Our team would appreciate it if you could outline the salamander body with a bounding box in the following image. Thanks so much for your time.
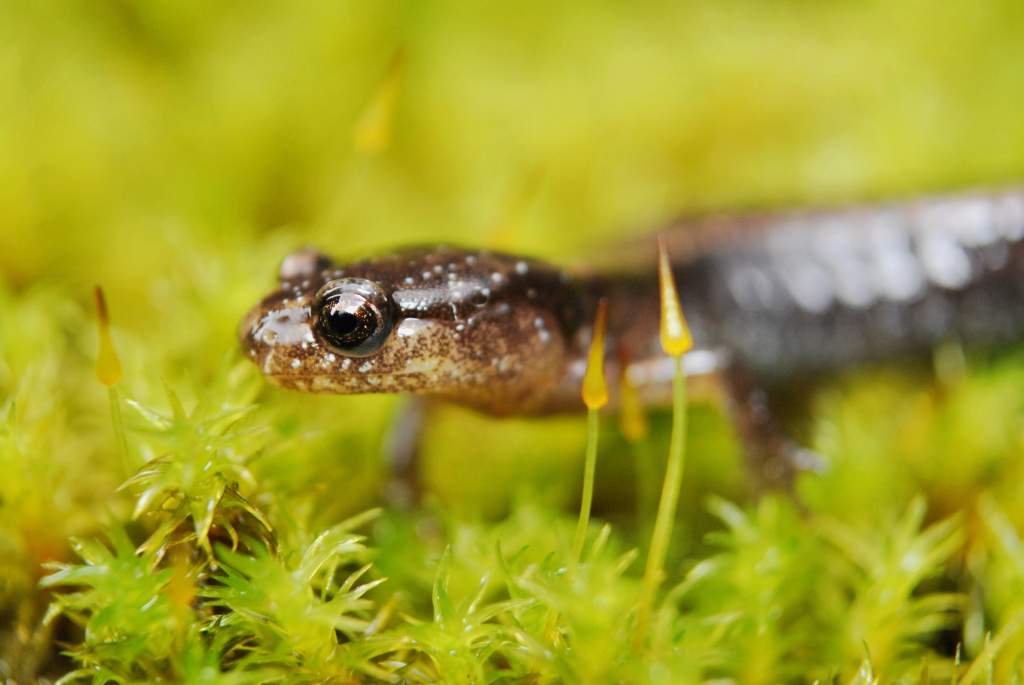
[240,188,1024,416]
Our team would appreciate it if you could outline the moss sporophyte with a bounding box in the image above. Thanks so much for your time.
[573,297,608,566]
[634,236,693,648]
[95,286,130,475]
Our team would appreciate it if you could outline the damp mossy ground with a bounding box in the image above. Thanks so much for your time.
[4,2,1024,682]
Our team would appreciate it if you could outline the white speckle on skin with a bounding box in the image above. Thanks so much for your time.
[954,201,996,247]
[862,213,906,257]
[254,308,315,347]
[538,329,551,343]
[919,235,972,289]
[875,250,925,301]
[534,317,545,329]
[446,282,474,303]
[491,272,504,284]
[301,341,309,350]
[455,323,465,332]
[404,276,414,285]
[527,288,537,299]
[779,262,833,313]
[727,265,763,310]
[466,255,477,265]
[833,260,876,308]
[920,200,995,248]
[326,353,337,363]
[340,358,351,370]
[422,271,432,281]
[433,264,443,274]
[995,195,1024,240]
[291,358,301,369]
[358,361,373,373]
[494,303,510,315]
[396,318,428,337]
[515,261,528,275]
[393,289,435,312]
[627,349,727,386]
[567,358,587,380]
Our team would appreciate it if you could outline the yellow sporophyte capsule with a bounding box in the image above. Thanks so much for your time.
[94,286,123,387]
[618,363,648,442]
[352,48,405,154]
[657,236,693,357]
[582,298,609,410]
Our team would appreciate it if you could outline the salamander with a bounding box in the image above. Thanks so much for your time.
[238,187,1024,478]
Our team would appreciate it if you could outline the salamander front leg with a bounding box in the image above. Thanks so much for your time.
[720,366,825,490]
[383,397,428,507]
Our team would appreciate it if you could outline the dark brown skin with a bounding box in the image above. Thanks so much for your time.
[239,246,586,414]
[240,187,1024,418]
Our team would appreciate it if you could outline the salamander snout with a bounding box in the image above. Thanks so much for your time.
[238,290,319,381]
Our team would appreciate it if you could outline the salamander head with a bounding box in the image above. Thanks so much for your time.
[239,246,581,413]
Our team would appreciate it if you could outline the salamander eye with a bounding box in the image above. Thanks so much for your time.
[314,279,393,356]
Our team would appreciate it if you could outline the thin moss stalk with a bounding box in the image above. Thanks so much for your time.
[635,354,687,645]
[107,386,130,475]
[95,287,130,475]
[571,408,601,565]
[572,298,609,565]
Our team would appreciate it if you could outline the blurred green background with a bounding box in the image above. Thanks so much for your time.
[5,0,1024,288]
